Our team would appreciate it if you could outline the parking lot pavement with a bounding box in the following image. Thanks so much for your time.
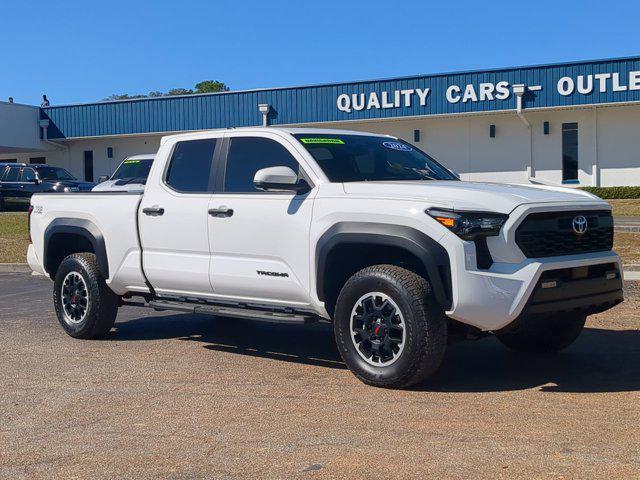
[1,273,639,479]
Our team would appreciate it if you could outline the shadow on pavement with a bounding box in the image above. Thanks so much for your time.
[425,327,640,394]
[112,311,640,393]
[112,311,346,370]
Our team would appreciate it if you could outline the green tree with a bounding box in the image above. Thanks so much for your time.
[103,93,146,101]
[102,80,230,101]
[167,88,194,96]
[194,80,230,93]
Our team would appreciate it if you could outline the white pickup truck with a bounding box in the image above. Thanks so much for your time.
[28,127,623,388]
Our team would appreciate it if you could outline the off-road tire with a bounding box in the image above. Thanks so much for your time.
[334,265,447,389]
[53,253,118,339]
[497,313,586,353]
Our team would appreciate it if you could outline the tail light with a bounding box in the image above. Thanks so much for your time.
[28,205,33,243]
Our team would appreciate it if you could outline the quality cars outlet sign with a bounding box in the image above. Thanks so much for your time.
[335,67,640,114]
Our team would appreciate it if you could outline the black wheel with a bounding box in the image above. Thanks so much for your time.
[497,313,586,353]
[0,196,5,212]
[333,265,447,389]
[53,253,118,339]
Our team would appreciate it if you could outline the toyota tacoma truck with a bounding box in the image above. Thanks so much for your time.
[27,127,623,388]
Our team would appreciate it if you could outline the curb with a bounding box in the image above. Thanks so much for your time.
[624,271,640,281]
[0,263,32,273]
[615,226,640,233]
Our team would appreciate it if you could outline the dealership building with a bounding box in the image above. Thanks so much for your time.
[1,56,639,187]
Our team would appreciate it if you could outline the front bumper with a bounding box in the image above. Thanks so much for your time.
[443,202,623,331]
[523,263,622,315]
[446,249,623,331]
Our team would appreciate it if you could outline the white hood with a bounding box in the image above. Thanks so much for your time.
[342,181,608,214]
[92,180,146,192]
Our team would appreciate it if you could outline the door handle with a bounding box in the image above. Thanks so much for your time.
[142,206,165,216]
[208,207,234,218]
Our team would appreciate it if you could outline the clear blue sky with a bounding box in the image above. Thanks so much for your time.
[2,0,638,106]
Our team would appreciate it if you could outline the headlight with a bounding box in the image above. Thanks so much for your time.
[426,209,508,240]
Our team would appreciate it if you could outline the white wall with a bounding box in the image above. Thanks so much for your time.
[1,104,638,187]
[0,102,46,152]
[61,135,163,180]
[315,104,640,187]
[596,105,640,186]
[0,134,163,181]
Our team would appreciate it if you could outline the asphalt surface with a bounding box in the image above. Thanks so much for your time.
[1,273,639,479]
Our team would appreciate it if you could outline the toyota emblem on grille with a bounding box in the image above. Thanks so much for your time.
[572,215,588,234]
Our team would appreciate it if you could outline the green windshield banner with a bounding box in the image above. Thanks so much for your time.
[299,138,345,145]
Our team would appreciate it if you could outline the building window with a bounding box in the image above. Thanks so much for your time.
[1,159,17,163]
[562,122,578,182]
[83,151,94,182]
[29,157,46,164]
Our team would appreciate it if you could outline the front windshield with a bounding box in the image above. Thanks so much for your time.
[37,166,76,181]
[112,158,153,180]
[293,134,457,182]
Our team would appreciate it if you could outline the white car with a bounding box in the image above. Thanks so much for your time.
[92,154,155,192]
[27,128,623,388]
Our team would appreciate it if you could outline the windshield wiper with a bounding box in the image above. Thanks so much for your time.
[119,176,147,186]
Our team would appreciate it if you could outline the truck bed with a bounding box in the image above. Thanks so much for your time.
[28,192,149,295]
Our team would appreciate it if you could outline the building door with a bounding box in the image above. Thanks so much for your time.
[29,157,46,164]
[562,123,578,183]
[83,151,94,182]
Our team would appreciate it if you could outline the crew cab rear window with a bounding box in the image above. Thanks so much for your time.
[165,139,217,192]
[224,137,299,193]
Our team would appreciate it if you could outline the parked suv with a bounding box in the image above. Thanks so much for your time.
[0,163,94,210]
[27,128,623,388]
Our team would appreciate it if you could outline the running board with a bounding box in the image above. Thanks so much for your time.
[137,298,322,325]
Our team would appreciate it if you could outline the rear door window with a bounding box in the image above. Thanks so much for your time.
[165,139,218,192]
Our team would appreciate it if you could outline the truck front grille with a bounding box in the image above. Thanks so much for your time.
[515,210,613,258]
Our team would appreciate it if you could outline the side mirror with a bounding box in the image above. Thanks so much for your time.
[98,175,109,183]
[29,178,40,185]
[253,166,310,194]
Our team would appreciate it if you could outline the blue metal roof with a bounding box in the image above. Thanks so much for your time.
[42,56,640,139]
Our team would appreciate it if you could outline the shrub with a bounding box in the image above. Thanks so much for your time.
[580,186,640,199]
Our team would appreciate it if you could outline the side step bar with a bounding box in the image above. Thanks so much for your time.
[123,296,323,325]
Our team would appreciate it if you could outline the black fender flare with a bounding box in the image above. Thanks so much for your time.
[315,222,452,309]
[44,218,109,278]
